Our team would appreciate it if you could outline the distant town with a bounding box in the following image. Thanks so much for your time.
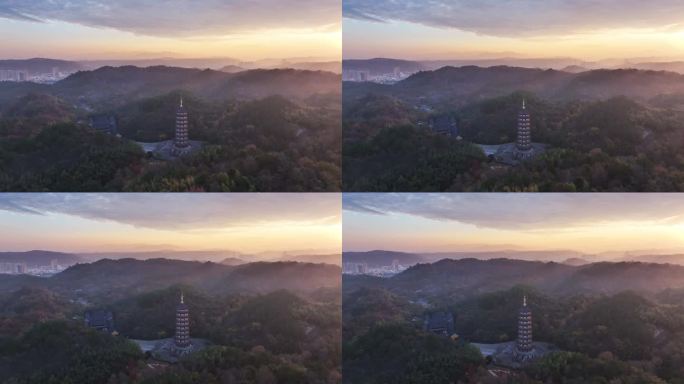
[0,259,67,276]
[342,67,417,84]
[342,259,408,276]
[0,67,75,84]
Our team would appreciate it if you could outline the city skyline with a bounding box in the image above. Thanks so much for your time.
[343,194,684,255]
[0,0,340,60]
[343,0,684,60]
[0,193,341,255]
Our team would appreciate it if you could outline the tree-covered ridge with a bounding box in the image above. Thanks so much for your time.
[0,66,341,192]
[343,87,684,191]
[0,258,341,302]
[0,66,340,108]
[343,65,684,107]
[342,259,684,383]
[0,259,341,384]
[0,93,340,192]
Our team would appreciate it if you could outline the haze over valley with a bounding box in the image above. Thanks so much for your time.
[342,1,684,192]
[342,192,684,383]
[0,0,342,192]
[0,192,342,383]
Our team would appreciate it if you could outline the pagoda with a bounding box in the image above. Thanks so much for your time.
[174,292,191,349]
[172,97,190,155]
[514,99,534,159]
[516,295,533,353]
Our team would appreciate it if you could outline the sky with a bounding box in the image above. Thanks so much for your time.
[343,194,684,255]
[0,193,341,255]
[343,0,684,60]
[0,0,341,60]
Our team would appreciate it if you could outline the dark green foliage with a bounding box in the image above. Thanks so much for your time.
[526,351,663,384]
[0,123,145,191]
[119,94,341,192]
[0,321,143,384]
[342,287,416,340]
[139,346,311,384]
[343,261,684,383]
[557,292,661,360]
[0,93,75,138]
[343,324,483,384]
[343,125,486,191]
[0,259,341,384]
[343,78,684,191]
[0,66,341,192]
[0,287,72,338]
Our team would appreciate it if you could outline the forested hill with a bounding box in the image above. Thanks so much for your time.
[344,65,684,105]
[0,65,341,108]
[0,259,342,383]
[0,65,342,192]
[0,258,341,299]
[346,258,684,296]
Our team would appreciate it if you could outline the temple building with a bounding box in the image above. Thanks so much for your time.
[514,99,534,160]
[424,311,455,337]
[172,97,190,155]
[175,292,191,349]
[85,309,115,334]
[429,115,459,137]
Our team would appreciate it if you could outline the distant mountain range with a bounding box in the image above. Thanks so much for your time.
[0,250,82,267]
[343,249,590,267]
[272,253,341,266]
[617,253,684,265]
[78,250,245,263]
[0,65,340,111]
[343,65,684,107]
[0,258,340,299]
[344,57,684,74]
[344,258,684,297]
[0,250,339,268]
[1,57,340,74]
[0,58,83,75]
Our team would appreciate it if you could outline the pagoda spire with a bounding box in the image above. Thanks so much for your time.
[522,98,526,110]
[175,290,190,348]
[515,96,532,154]
[174,95,189,151]
[523,295,527,306]
[180,96,183,108]
[517,294,533,353]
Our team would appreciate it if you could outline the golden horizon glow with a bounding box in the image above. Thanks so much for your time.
[343,195,684,257]
[344,19,684,61]
[0,212,341,255]
[0,18,341,61]
[0,195,341,256]
[344,213,684,255]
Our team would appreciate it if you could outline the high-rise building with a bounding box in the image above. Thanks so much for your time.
[173,97,190,154]
[175,292,191,348]
[515,99,534,159]
[516,295,533,353]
